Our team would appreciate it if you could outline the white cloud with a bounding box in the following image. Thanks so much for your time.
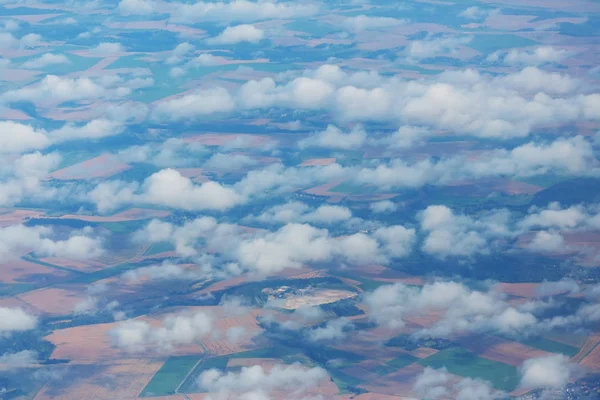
[252,202,352,225]
[0,350,37,366]
[488,46,571,66]
[520,354,574,389]
[354,136,598,190]
[232,65,599,139]
[413,367,500,400]
[198,364,328,398]
[0,32,42,49]
[459,6,499,20]
[88,42,124,57]
[526,231,565,253]
[299,124,366,150]
[165,42,195,65]
[171,0,318,23]
[419,205,511,258]
[308,318,353,342]
[370,200,397,214]
[49,119,125,142]
[153,87,235,120]
[208,24,264,45]
[404,35,473,61]
[117,138,208,167]
[118,0,155,15]
[0,152,60,206]
[0,121,50,153]
[110,310,213,353]
[0,120,124,154]
[0,224,104,261]
[90,169,243,213]
[341,15,407,33]
[364,281,537,336]
[0,307,37,335]
[21,53,70,69]
[2,75,129,105]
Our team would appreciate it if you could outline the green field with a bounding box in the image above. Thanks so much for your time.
[468,34,538,54]
[419,347,519,391]
[0,283,37,296]
[179,356,230,393]
[329,181,366,194]
[67,263,142,284]
[329,368,365,394]
[143,242,176,257]
[178,347,299,393]
[140,355,202,397]
[386,353,419,369]
[520,337,580,357]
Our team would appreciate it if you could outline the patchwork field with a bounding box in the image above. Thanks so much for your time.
[49,154,132,180]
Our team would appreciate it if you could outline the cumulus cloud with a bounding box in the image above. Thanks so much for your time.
[370,200,397,214]
[87,42,124,57]
[236,223,403,275]
[0,152,60,206]
[488,46,571,66]
[165,42,195,65]
[0,307,37,335]
[117,138,208,167]
[89,168,243,213]
[341,15,407,33]
[0,32,42,49]
[308,318,353,342]
[135,217,413,276]
[298,124,367,150]
[364,281,537,336]
[0,350,37,366]
[354,136,598,190]
[208,24,264,45]
[171,0,318,23]
[231,65,600,139]
[117,0,155,15]
[413,367,500,400]
[404,35,473,61]
[526,231,565,253]
[459,6,499,20]
[0,224,104,261]
[2,75,130,105]
[419,205,511,258]
[21,53,70,69]
[198,364,328,398]
[520,354,575,389]
[251,202,352,225]
[153,87,235,120]
[110,310,213,353]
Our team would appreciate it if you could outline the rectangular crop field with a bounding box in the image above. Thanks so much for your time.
[418,347,519,391]
[140,355,201,397]
[520,337,579,357]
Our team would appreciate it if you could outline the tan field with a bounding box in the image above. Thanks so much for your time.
[0,257,72,283]
[18,287,88,316]
[281,289,357,310]
[495,283,543,298]
[33,358,164,400]
[299,158,337,167]
[410,347,440,359]
[183,133,276,149]
[49,154,131,180]
[37,257,105,273]
[57,208,171,223]
[0,209,45,226]
[457,335,549,366]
